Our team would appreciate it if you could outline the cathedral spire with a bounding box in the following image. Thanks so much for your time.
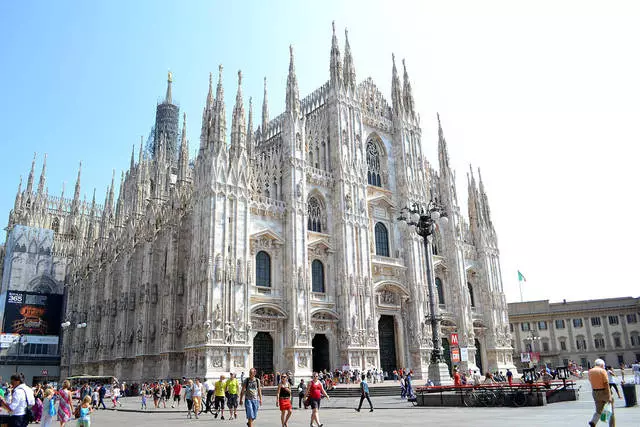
[107,169,115,215]
[178,113,190,182]
[58,181,66,212]
[115,171,125,226]
[14,175,23,211]
[402,59,415,118]
[139,136,144,163]
[26,153,36,195]
[165,70,173,104]
[72,161,82,213]
[206,71,214,110]
[37,153,47,197]
[391,54,403,115]
[212,64,227,152]
[437,113,450,172]
[343,28,356,92]
[130,145,135,170]
[247,97,254,158]
[477,168,493,226]
[329,21,343,88]
[286,45,300,116]
[262,77,269,134]
[230,70,247,159]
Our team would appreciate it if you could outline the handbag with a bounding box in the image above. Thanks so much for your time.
[48,399,56,417]
[74,404,81,419]
[600,402,612,422]
[20,389,34,422]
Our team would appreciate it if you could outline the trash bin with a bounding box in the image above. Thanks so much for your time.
[622,383,637,407]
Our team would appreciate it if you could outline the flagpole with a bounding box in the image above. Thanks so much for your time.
[519,279,523,302]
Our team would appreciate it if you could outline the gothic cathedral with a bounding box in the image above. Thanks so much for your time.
[5,24,516,381]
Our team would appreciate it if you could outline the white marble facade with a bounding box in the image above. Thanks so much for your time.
[4,24,516,382]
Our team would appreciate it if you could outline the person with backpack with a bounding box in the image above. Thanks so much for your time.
[355,374,374,412]
[0,373,36,427]
[41,387,55,427]
[239,368,262,427]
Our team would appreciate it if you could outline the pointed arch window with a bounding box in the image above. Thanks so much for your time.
[312,260,325,293]
[51,217,60,234]
[256,251,271,288]
[374,222,390,257]
[366,139,382,187]
[468,282,475,307]
[435,277,445,305]
[307,197,323,233]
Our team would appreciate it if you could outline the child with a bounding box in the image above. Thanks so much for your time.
[77,395,93,427]
[141,387,148,410]
[91,388,99,409]
[41,387,56,427]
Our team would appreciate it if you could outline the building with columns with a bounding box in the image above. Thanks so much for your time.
[508,298,640,370]
[4,24,516,381]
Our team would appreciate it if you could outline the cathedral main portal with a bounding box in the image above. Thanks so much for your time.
[378,315,397,374]
[253,332,274,375]
[312,334,330,372]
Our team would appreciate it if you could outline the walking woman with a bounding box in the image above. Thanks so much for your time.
[57,380,73,427]
[41,387,56,427]
[276,373,293,427]
[184,380,195,419]
[305,373,330,427]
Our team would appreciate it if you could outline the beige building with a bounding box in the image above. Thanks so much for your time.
[508,298,640,370]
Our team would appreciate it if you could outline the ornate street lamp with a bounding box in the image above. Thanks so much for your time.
[398,199,452,385]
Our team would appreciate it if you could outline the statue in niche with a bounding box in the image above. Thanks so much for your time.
[176,318,183,337]
[366,315,373,332]
[161,317,168,336]
[136,323,143,343]
[351,313,358,332]
[235,308,244,325]
[224,322,234,344]
[151,284,158,304]
[213,304,222,329]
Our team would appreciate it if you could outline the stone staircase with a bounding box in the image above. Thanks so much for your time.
[262,384,400,398]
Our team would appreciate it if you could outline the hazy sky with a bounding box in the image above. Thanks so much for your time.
[1,0,638,303]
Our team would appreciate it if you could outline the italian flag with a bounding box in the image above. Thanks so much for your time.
[518,271,527,282]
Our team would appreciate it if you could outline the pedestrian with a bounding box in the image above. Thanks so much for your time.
[112,384,122,407]
[588,359,614,427]
[98,383,107,410]
[506,369,513,386]
[91,387,98,409]
[213,375,226,419]
[57,380,73,426]
[159,382,167,409]
[632,361,640,385]
[204,377,214,413]
[297,379,306,409]
[355,374,373,412]
[76,396,93,427]
[41,387,56,427]
[606,366,622,399]
[171,380,182,408]
[0,373,35,427]
[152,383,160,408]
[399,375,406,399]
[140,386,148,410]
[184,380,195,419]
[276,373,293,427]
[192,378,203,417]
[453,368,461,387]
[305,372,330,427]
[239,368,262,427]
[225,373,240,420]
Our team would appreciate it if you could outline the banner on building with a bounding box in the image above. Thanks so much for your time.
[520,352,531,363]
[451,347,461,363]
[2,291,63,336]
[460,347,469,362]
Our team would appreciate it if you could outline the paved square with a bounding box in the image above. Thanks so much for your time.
[86,381,640,426]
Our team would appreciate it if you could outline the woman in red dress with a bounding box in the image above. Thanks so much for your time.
[304,373,330,427]
[276,374,293,427]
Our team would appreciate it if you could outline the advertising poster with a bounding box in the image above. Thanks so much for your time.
[2,291,63,336]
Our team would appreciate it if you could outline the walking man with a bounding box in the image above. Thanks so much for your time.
[239,368,262,427]
[632,361,640,385]
[213,375,226,419]
[355,374,373,412]
[588,359,615,427]
[225,373,240,420]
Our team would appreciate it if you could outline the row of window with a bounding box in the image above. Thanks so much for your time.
[256,251,326,293]
[525,333,640,352]
[518,313,638,332]
[433,278,476,308]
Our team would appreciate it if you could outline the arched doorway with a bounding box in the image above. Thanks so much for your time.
[312,334,330,373]
[441,338,452,374]
[474,339,483,374]
[378,315,397,374]
[253,332,273,376]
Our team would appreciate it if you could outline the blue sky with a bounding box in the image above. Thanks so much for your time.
[1,1,639,302]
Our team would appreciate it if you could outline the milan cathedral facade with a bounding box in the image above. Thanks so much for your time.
[4,24,516,381]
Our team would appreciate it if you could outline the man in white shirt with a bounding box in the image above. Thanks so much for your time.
[204,378,214,413]
[0,373,35,427]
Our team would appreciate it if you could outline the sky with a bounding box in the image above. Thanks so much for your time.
[0,0,638,304]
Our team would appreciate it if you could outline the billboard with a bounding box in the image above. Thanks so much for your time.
[2,291,63,336]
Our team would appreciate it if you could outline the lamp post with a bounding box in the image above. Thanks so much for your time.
[523,330,541,368]
[61,322,86,378]
[398,199,452,385]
